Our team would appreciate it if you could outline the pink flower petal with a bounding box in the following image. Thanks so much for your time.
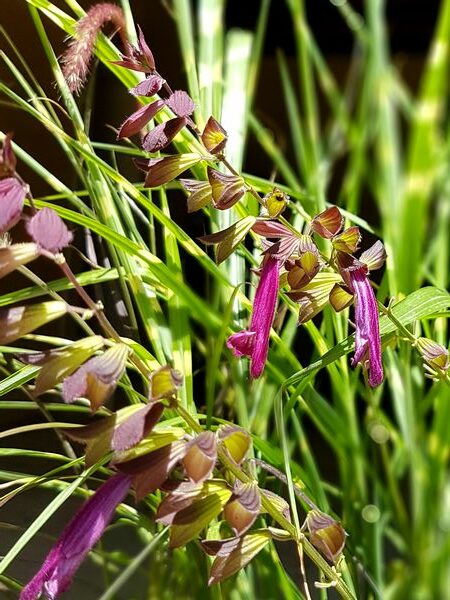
[227,330,255,358]
[0,177,25,234]
[227,257,280,378]
[26,208,73,253]
[142,117,187,152]
[129,74,165,97]
[117,100,165,139]
[165,90,196,117]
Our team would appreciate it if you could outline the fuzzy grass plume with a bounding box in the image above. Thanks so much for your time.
[61,2,126,94]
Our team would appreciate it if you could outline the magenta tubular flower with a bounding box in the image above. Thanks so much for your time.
[227,256,280,378]
[348,266,383,387]
[20,473,131,600]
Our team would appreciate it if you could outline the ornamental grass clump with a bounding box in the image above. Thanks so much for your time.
[0,1,449,599]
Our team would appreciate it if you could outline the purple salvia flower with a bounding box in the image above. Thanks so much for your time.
[227,256,280,378]
[20,473,131,600]
[348,266,383,387]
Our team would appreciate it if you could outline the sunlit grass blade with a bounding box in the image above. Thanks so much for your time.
[197,0,224,125]
[397,0,450,293]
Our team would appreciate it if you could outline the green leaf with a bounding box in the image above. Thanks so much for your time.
[0,366,40,397]
[379,286,450,335]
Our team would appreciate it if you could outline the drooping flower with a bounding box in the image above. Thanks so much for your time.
[304,509,347,563]
[227,255,280,378]
[202,529,273,586]
[142,116,188,152]
[198,216,256,263]
[223,482,261,535]
[20,473,131,600]
[182,431,217,483]
[118,89,195,148]
[201,116,227,154]
[338,254,384,387]
[207,167,246,210]
[310,206,343,239]
[180,178,212,212]
[417,337,450,379]
[117,99,165,139]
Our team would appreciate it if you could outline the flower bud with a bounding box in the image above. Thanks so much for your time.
[262,188,289,218]
[305,509,346,563]
[311,206,343,238]
[201,116,227,154]
[417,337,449,375]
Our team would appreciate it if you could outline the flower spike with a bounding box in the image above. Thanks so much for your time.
[61,3,126,94]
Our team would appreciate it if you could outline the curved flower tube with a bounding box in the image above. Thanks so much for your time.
[348,266,384,387]
[227,256,280,378]
[20,473,131,600]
